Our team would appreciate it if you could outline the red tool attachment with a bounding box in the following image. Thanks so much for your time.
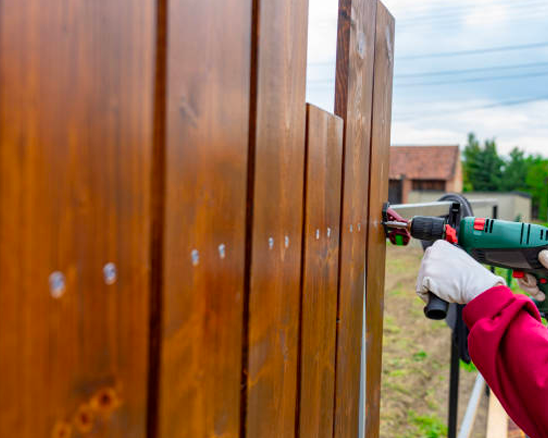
[512,270,525,279]
[382,203,411,246]
[445,225,458,244]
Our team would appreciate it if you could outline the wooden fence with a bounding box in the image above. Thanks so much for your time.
[0,0,394,437]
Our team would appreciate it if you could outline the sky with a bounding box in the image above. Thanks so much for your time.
[306,0,548,156]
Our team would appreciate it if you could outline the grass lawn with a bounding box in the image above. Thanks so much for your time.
[380,245,488,438]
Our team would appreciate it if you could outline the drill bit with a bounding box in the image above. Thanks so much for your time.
[383,220,410,230]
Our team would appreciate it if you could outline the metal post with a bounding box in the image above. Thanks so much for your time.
[448,337,460,438]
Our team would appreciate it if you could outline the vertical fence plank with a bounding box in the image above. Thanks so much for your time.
[156,0,252,436]
[333,0,377,436]
[244,0,309,436]
[298,105,344,438]
[365,3,395,438]
[0,2,155,437]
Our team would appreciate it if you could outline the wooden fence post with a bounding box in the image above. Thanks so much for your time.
[298,104,344,438]
[0,1,156,436]
[365,3,395,437]
[333,0,377,436]
[242,0,310,437]
[154,0,252,436]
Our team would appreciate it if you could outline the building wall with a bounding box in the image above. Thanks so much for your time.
[446,158,463,193]
[408,191,532,222]
[402,177,412,204]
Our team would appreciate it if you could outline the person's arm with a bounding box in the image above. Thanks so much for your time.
[416,240,548,438]
[464,286,548,438]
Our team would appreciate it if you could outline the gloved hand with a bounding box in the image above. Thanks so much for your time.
[516,250,548,302]
[416,240,506,305]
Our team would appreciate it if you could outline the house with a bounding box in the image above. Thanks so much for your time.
[389,145,463,204]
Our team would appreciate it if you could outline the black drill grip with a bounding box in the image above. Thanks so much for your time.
[424,292,448,320]
[411,216,446,241]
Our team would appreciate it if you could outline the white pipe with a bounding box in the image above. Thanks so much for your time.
[457,374,486,438]
[359,279,366,438]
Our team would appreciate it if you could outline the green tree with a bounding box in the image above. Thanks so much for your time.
[461,132,548,219]
[525,157,548,221]
[501,147,529,192]
[462,133,504,191]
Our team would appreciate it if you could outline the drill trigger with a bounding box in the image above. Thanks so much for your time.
[445,225,458,244]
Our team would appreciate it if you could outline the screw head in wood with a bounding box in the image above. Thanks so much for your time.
[268,237,274,250]
[103,263,117,285]
[350,224,353,233]
[191,249,199,266]
[49,271,66,298]
[284,236,290,248]
[327,227,331,238]
[357,31,367,59]
[218,244,226,259]
[315,229,320,240]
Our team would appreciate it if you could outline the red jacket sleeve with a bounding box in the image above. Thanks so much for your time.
[463,285,548,438]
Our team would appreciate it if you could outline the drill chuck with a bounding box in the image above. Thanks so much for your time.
[410,216,446,242]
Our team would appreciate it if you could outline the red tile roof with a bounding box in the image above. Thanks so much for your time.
[389,145,460,181]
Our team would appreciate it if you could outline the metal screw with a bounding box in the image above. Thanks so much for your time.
[218,244,226,259]
[315,229,320,240]
[357,223,361,232]
[191,249,199,266]
[103,263,117,285]
[350,224,353,233]
[268,237,274,250]
[327,227,331,238]
[49,272,66,298]
[284,236,290,248]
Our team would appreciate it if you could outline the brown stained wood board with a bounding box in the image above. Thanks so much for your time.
[156,0,252,437]
[298,104,343,438]
[0,1,155,437]
[365,3,395,438]
[333,0,377,436]
[244,0,309,436]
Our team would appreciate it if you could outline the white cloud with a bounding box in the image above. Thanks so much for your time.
[391,100,548,156]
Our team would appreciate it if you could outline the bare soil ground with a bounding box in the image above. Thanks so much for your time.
[380,245,488,438]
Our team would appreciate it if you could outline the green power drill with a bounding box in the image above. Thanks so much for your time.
[383,204,548,319]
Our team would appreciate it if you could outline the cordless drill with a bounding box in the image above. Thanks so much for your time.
[383,206,548,319]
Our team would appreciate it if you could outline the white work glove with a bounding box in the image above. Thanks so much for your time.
[516,250,548,302]
[416,240,506,305]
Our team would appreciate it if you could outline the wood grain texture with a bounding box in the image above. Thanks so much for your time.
[244,0,309,436]
[298,105,343,438]
[333,0,377,436]
[0,1,155,437]
[365,3,395,438]
[157,0,252,436]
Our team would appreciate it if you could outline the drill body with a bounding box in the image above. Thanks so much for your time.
[457,217,548,315]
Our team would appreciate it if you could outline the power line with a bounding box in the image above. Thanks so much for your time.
[399,41,548,60]
[397,0,548,25]
[397,61,548,79]
[391,0,541,17]
[398,1,548,25]
[308,42,548,67]
[309,70,548,87]
[397,7,548,32]
[397,70,548,87]
[393,95,548,122]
